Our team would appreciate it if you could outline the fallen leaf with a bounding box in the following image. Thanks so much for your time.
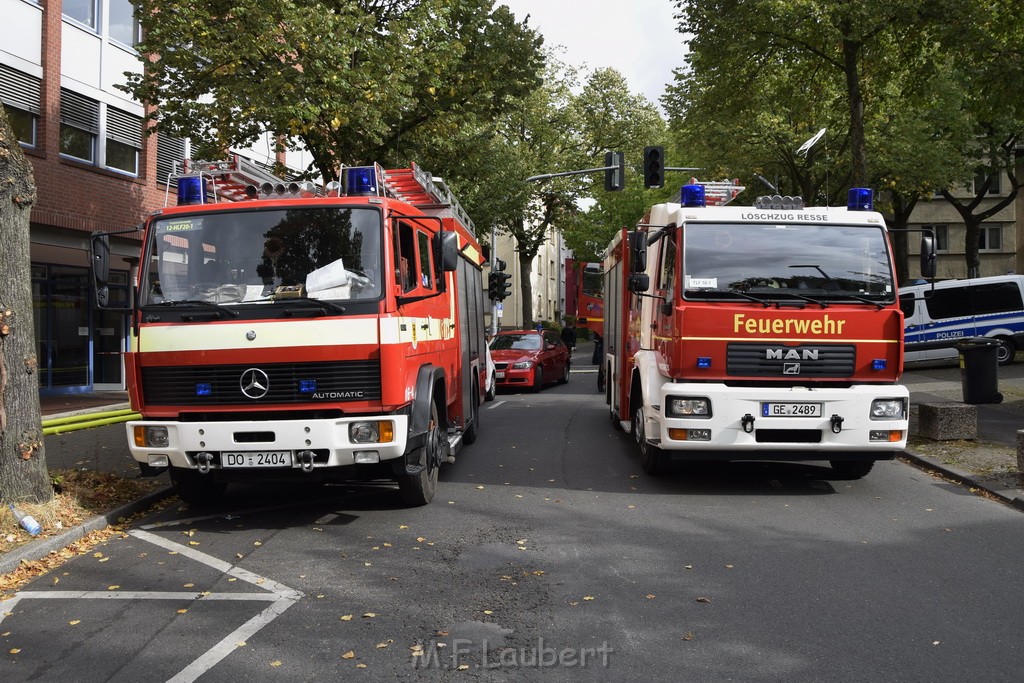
[583,596,594,601]
[10,648,21,654]
[253,541,262,547]
[183,583,195,588]
[356,663,367,668]
[362,612,377,618]
[476,485,485,490]
[188,541,200,546]
[725,564,734,569]
[236,641,246,647]
[107,585,120,591]
[177,609,188,614]
[682,632,695,641]
[399,525,409,529]
[646,594,656,600]
[416,537,426,543]
[410,644,424,653]
[435,630,449,637]
[98,558,109,563]
[69,620,81,626]
[342,651,355,659]
[270,660,282,667]
[483,610,493,615]
[340,614,353,621]
[376,640,393,649]
[458,664,470,670]
[316,595,325,599]
[696,597,712,603]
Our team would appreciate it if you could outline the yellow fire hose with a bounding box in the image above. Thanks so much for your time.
[42,409,142,435]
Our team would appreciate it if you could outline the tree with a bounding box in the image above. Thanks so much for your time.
[123,0,544,179]
[0,106,51,504]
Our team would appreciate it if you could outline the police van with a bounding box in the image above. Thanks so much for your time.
[900,274,1024,365]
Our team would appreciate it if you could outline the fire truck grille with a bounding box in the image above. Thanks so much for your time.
[726,343,855,377]
[141,361,382,406]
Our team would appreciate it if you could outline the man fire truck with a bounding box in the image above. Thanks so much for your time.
[91,156,489,506]
[602,183,935,478]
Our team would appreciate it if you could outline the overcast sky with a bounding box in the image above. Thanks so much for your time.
[499,0,687,112]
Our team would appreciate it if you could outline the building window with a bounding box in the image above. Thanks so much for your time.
[974,168,1001,195]
[109,0,141,47]
[63,0,98,30]
[157,133,187,186]
[923,224,949,253]
[3,105,36,147]
[0,64,41,147]
[105,107,142,175]
[61,124,96,162]
[60,89,100,162]
[978,225,1002,252]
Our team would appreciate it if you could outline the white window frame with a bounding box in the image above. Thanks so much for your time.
[62,0,99,32]
[978,224,1002,252]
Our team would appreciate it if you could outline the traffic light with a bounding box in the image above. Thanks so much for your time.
[643,146,665,188]
[604,151,624,192]
[487,271,513,301]
[496,272,512,300]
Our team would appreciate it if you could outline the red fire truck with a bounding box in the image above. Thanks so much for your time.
[91,156,489,506]
[602,184,935,478]
[565,259,603,335]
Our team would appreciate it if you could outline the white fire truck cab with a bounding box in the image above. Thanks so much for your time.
[91,156,489,506]
[603,184,935,479]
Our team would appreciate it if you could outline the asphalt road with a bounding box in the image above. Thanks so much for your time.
[7,363,1024,681]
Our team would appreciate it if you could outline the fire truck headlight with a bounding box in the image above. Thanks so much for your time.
[134,425,169,448]
[666,397,711,417]
[512,361,533,369]
[870,399,906,419]
[349,421,395,444]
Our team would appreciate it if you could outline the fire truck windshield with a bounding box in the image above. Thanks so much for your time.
[143,207,383,306]
[682,222,895,303]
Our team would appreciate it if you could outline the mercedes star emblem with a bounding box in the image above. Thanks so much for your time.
[240,368,270,399]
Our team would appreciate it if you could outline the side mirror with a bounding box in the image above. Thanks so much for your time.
[90,233,112,307]
[439,231,459,272]
[629,231,647,273]
[920,234,936,278]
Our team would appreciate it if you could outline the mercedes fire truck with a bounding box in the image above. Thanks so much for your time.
[91,156,488,506]
[602,184,935,478]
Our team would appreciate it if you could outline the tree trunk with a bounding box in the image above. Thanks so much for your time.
[0,107,51,504]
[518,251,534,328]
[842,38,868,187]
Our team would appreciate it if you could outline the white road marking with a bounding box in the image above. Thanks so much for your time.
[140,497,340,530]
[486,400,507,410]
[4,527,304,682]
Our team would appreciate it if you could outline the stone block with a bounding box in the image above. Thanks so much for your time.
[918,403,977,441]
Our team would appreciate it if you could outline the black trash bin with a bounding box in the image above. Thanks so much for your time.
[957,339,1003,404]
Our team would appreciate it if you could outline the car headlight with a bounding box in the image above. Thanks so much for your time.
[870,398,906,419]
[349,421,395,444]
[666,397,711,417]
[512,361,533,369]
[134,425,169,448]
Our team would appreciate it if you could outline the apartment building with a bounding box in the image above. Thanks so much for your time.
[1,0,303,397]
[485,229,570,331]
[905,165,1024,280]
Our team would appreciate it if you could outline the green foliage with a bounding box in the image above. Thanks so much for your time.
[124,0,544,179]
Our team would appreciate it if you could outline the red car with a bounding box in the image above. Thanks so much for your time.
[489,330,571,392]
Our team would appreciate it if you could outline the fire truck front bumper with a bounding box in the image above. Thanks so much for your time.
[651,383,909,457]
[126,415,410,473]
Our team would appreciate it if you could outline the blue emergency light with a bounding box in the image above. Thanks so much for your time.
[346,167,378,196]
[681,184,706,208]
[847,187,873,211]
[177,176,205,205]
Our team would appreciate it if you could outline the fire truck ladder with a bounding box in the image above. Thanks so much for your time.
[685,178,746,206]
[168,154,289,204]
[381,163,477,236]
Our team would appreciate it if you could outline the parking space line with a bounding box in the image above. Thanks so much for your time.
[486,400,507,410]
[14,590,280,601]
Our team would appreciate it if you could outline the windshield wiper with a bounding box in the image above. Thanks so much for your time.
[775,291,828,308]
[251,296,347,315]
[725,289,773,307]
[146,300,240,317]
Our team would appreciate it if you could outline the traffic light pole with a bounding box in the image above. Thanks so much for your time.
[490,224,498,337]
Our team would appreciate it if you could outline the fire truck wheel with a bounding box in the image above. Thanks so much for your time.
[170,468,227,506]
[634,406,668,476]
[531,367,544,392]
[398,402,441,506]
[463,385,480,445]
[558,361,570,384]
[829,460,874,479]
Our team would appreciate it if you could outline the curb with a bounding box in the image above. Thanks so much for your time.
[901,448,1024,513]
[0,486,174,576]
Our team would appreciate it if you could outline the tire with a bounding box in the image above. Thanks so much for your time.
[463,384,479,445]
[170,468,227,506]
[994,337,1015,365]
[398,402,441,506]
[485,381,496,402]
[634,406,667,475]
[531,367,543,392]
[597,363,605,393]
[557,360,570,384]
[829,460,874,479]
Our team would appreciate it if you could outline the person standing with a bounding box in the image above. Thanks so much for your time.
[561,322,576,352]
